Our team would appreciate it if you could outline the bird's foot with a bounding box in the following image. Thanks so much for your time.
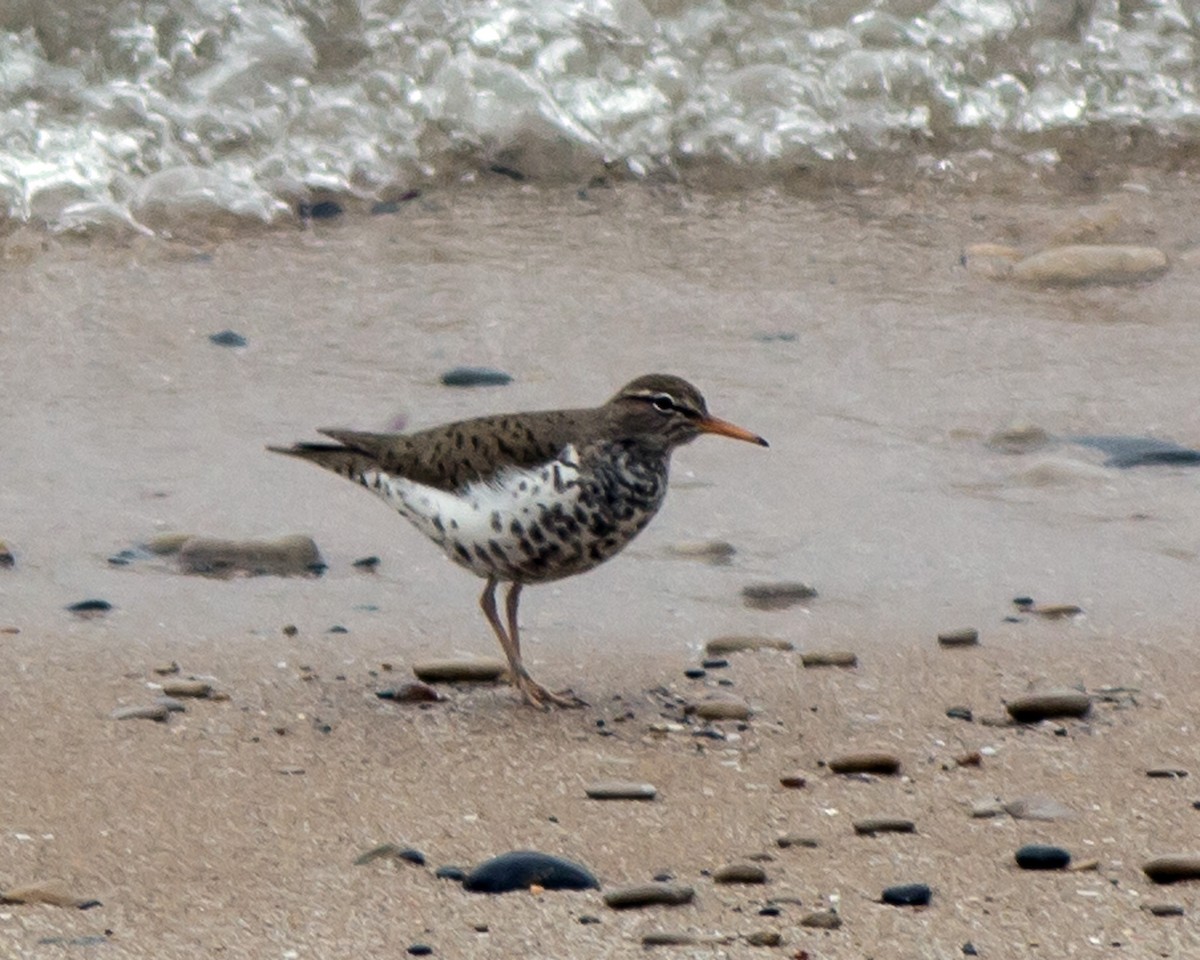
[516,676,587,709]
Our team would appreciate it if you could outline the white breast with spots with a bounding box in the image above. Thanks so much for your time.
[358,445,591,582]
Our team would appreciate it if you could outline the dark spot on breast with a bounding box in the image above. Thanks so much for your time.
[530,526,546,544]
[450,519,459,530]
[432,516,444,533]
[510,519,524,535]
[488,540,506,559]
[454,542,471,562]
[519,480,528,492]
[474,544,490,562]
[491,511,502,533]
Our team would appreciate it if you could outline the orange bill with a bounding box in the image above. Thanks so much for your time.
[698,415,769,447]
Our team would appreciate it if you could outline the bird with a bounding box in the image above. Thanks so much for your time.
[269,374,768,707]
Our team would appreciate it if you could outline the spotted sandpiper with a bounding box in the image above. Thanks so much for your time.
[269,374,768,707]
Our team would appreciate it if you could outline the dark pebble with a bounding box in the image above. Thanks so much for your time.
[299,200,342,219]
[1142,855,1200,884]
[1143,902,1185,916]
[854,817,916,836]
[946,706,974,721]
[370,191,421,215]
[67,599,112,614]
[603,882,694,909]
[398,847,426,866]
[488,164,526,181]
[937,627,979,647]
[208,329,248,347]
[963,943,979,956]
[327,625,349,634]
[1015,844,1072,870]
[758,905,781,916]
[828,752,902,776]
[463,851,598,894]
[753,331,798,342]
[713,862,766,884]
[406,945,432,956]
[376,682,443,704]
[701,658,729,669]
[435,866,467,882]
[1073,434,1200,469]
[1146,768,1188,779]
[882,883,932,906]
[742,581,818,610]
[352,555,381,570]
[578,915,601,925]
[1013,596,1035,608]
[107,549,141,566]
[684,668,707,679]
[1006,690,1092,723]
[0,540,12,568]
[440,366,513,388]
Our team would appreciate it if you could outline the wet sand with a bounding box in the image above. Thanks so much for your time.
[4,179,1200,956]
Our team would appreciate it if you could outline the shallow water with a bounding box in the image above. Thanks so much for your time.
[3,179,1200,668]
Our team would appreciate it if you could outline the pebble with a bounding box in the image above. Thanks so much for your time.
[853,817,916,836]
[462,851,598,893]
[1009,244,1168,286]
[881,883,931,906]
[208,329,247,347]
[1142,902,1185,917]
[705,636,794,655]
[353,843,426,866]
[440,366,513,387]
[713,862,767,884]
[406,944,433,956]
[161,679,213,699]
[776,833,820,849]
[0,540,12,568]
[152,661,179,676]
[742,581,818,610]
[603,883,694,909]
[971,798,1006,819]
[988,422,1052,454]
[1014,844,1072,870]
[376,681,443,703]
[937,627,979,647]
[779,773,807,789]
[1003,796,1074,821]
[800,650,858,668]
[828,752,902,776]
[683,668,706,679]
[145,532,193,555]
[0,884,101,910]
[691,696,751,721]
[1006,690,1092,723]
[667,539,737,564]
[154,696,187,713]
[641,932,699,946]
[1142,854,1200,884]
[66,599,112,615]
[1146,768,1189,779]
[800,910,842,929]
[701,657,729,670]
[946,706,974,722]
[412,658,506,684]
[111,704,170,722]
[745,931,781,946]
[352,555,381,570]
[178,535,323,577]
[435,866,467,881]
[1074,434,1200,468]
[585,780,657,801]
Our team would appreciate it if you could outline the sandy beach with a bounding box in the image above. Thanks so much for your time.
[4,180,1200,958]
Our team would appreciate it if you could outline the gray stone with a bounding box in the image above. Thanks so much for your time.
[800,910,842,929]
[742,582,818,610]
[1143,855,1200,884]
[463,851,598,893]
[161,679,213,698]
[800,650,858,668]
[828,752,901,776]
[713,862,767,884]
[853,817,916,836]
[1015,844,1071,870]
[937,627,979,647]
[604,883,694,909]
[705,636,793,655]
[412,658,506,684]
[178,534,323,577]
[1006,690,1092,722]
[585,780,657,801]
[776,833,820,849]
[1003,795,1074,821]
[691,696,751,721]
[111,704,170,722]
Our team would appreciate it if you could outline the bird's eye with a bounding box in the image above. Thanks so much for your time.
[651,395,674,413]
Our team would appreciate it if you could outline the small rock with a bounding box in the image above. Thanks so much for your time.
[145,532,193,555]
[745,931,781,947]
[705,636,794,655]
[463,851,598,893]
[1003,796,1074,821]
[161,679,213,699]
[1143,902,1185,917]
[435,866,467,881]
[776,833,820,849]
[683,668,707,679]
[713,862,766,884]
[881,883,931,906]
[0,884,101,910]
[1009,244,1168,286]
[742,582,818,610]
[0,540,13,568]
[1142,855,1200,884]
[1068,858,1100,872]
[604,883,694,909]
[152,662,180,676]
[209,329,247,347]
[282,624,299,637]
[66,599,112,615]
[828,752,901,776]
[1006,690,1092,722]
[701,657,729,670]
[299,200,342,219]
[800,650,858,668]
[1146,768,1189,779]
[853,817,915,836]
[667,540,736,564]
[1029,603,1084,619]
[154,696,187,713]
[178,535,323,577]
[946,706,974,722]
[642,932,699,946]
[937,628,979,647]
[376,681,443,703]
[111,704,170,722]
[1014,844,1071,870]
[691,696,751,721]
[354,843,426,866]
[440,366,513,388]
[988,422,1052,454]
[412,658,506,684]
[779,773,807,789]
[352,555,381,570]
[585,780,657,801]
[971,798,1005,819]
[954,751,983,767]
[800,910,842,929]
[406,944,432,956]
